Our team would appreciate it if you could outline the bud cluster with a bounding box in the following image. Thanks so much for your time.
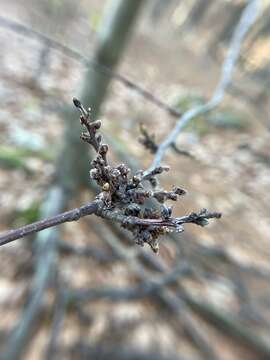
[73,98,221,253]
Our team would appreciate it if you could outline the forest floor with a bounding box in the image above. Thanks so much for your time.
[0,1,270,359]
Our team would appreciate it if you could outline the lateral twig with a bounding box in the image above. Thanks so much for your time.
[139,123,194,159]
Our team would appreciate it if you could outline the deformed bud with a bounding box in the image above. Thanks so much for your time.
[117,163,130,176]
[124,204,141,217]
[93,120,102,130]
[143,207,159,219]
[80,132,90,141]
[173,186,186,196]
[133,189,152,204]
[102,183,110,192]
[149,239,159,253]
[89,168,99,180]
[167,193,177,201]
[132,176,140,185]
[73,97,81,108]
[155,166,170,174]
[111,169,121,179]
[96,157,105,166]
[141,230,151,243]
[99,144,108,154]
[160,204,172,219]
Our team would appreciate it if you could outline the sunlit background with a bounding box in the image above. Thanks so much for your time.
[0,0,270,359]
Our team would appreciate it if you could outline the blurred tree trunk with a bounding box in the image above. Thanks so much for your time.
[56,0,145,196]
[209,2,246,54]
[4,1,145,359]
[149,0,176,23]
[181,0,213,30]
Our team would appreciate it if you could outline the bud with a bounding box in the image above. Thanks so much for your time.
[73,97,81,108]
[99,144,108,154]
[102,183,110,191]
[93,120,102,129]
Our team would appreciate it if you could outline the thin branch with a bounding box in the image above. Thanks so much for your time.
[139,123,195,159]
[0,201,220,248]
[147,0,260,174]
[0,15,182,118]
[66,263,191,303]
[58,239,119,262]
[0,201,99,247]
[99,207,221,229]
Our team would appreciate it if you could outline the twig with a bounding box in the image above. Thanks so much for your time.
[0,16,182,118]
[58,239,119,262]
[0,201,99,246]
[99,207,221,229]
[0,202,220,248]
[147,0,260,174]
[139,123,194,159]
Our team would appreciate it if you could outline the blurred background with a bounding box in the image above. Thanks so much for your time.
[0,0,270,359]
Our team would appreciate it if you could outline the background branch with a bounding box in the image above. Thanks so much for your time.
[147,0,260,174]
[0,15,182,118]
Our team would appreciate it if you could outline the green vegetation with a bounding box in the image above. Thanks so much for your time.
[0,145,54,171]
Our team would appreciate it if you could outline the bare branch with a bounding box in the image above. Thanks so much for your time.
[58,239,119,262]
[147,0,260,174]
[99,207,221,230]
[0,97,221,250]
[0,190,221,248]
[0,201,99,247]
[67,263,191,303]
[139,123,195,159]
